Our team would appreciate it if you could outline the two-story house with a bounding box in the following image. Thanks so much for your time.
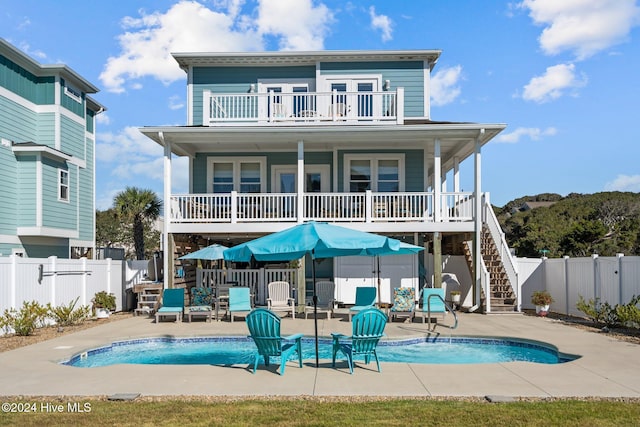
[141,49,519,312]
[0,39,105,259]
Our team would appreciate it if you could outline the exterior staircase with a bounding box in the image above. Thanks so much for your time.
[463,225,517,313]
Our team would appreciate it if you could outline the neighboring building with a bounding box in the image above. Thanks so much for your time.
[0,39,105,258]
[141,49,519,312]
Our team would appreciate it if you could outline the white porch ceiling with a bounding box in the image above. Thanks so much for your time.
[140,122,506,173]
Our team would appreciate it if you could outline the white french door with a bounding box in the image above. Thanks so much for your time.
[273,165,330,193]
[326,78,379,120]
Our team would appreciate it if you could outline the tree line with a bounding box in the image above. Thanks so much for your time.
[495,191,640,258]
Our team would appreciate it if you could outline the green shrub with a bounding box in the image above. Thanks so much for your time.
[615,295,640,328]
[577,295,640,329]
[0,301,49,336]
[47,297,90,326]
[576,296,617,327]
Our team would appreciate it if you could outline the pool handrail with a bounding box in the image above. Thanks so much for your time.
[426,292,458,332]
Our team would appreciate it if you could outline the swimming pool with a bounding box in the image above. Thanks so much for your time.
[62,336,578,367]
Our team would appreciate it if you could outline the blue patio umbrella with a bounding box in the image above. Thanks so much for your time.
[224,221,408,367]
[179,243,228,261]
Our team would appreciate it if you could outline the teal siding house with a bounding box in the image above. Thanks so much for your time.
[0,39,105,259]
[141,50,519,313]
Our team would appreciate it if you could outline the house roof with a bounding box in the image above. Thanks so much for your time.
[172,49,441,71]
[0,38,100,94]
[520,201,558,211]
[11,142,73,162]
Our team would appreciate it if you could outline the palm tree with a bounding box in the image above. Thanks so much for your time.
[114,187,162,260]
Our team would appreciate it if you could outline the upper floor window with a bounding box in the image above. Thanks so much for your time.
[344,154,404,192]
[208,157,266,193]
[64,82,82,103]
[59,169,69,201]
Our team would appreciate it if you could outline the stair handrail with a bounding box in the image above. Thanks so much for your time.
[462,240,491,313]
[482,195,519,310]
[426,292,458,332]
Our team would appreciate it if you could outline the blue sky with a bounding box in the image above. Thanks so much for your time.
[1,0,639,209]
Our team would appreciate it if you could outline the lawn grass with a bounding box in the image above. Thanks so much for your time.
[1,398,639,427]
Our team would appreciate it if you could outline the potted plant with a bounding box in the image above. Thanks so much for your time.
[92,291,116,319]
[531,290,553,317]
[450,290,461,305]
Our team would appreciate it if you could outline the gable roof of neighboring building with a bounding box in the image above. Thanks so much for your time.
[0,38,100,95]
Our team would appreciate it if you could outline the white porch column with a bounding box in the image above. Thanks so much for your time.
[161,132,171,289]
[473,130,483,308]
[433,139,441,222]
[297,141,305,223]
[453,156,460,192]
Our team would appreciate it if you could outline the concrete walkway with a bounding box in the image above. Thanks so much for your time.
[1,312,639,398]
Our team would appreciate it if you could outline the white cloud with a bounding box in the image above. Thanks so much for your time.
[99,0,335,93]
[519,0,640,60]
[97,126,161,164]
[495,126,557,143]
[95,126,189,209]
[430,65,463,106]
[369,6,393,42]
[99,1,263,93]
[604,175,640,192]
[256,0,333,50]
[168,95,184,111]
[96,112,110,125]
[521,63,587,103]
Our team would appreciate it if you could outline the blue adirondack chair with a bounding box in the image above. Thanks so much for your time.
[155,288,185,323]
[245,308,304,375]
[348,287,377,321]
[332,307,387,374]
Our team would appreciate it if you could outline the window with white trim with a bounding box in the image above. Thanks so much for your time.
[207,157,266,193]
[344,154,404,192]
[64,82,82,103]
[59,169,69,201]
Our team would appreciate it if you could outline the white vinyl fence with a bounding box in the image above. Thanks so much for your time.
[0,255,151,316]
[197,268,299,305]
[517,255,640,317]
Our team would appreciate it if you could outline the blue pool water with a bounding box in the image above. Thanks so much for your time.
[63,336,577,367]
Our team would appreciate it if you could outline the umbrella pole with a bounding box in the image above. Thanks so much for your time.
[312,251,319,368]
[377,256,382,309]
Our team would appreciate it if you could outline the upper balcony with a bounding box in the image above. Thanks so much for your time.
[202,89,404,126]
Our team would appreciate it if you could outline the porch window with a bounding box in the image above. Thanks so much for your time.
[212,163,233,193]
[344,154,404,192]
[378,159,399,192]
[349,160,371,192]
[59,169,69,201]
[240,163,261,193]
[208,157,266,193]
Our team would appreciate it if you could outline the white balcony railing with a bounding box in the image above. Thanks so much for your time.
[202,89,404,125]
[170,190,474,224]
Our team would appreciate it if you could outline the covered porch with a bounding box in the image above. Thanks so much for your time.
[140,122,506,297]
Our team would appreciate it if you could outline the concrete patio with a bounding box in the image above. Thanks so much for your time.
[1,311,639,398]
